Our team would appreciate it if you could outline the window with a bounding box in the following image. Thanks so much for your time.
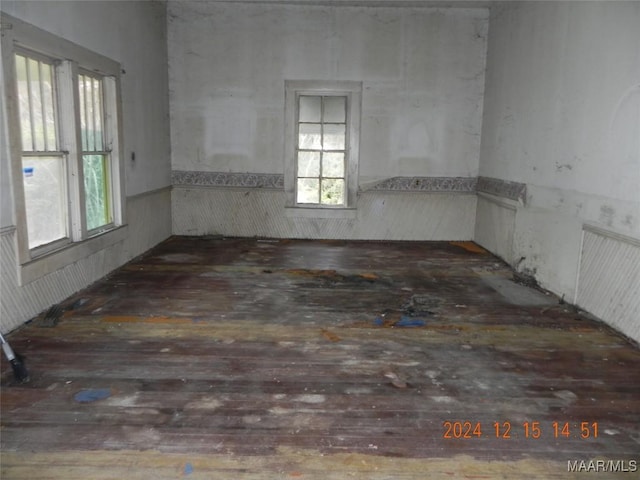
[2,13,124,265]
[285,81,361,210]
[297,95,347,205]
[79,73,113,232]
[15,53,68,249]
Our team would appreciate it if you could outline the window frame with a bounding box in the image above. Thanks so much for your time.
[285,80,361,210]
[1,13,125,280]
[14,48,72,256]
[78,69,116,236]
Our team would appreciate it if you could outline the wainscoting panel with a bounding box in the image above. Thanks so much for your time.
[576,225,640,344]
[0,188,171,333]
[172,187,477,241]
[474,193,517,265]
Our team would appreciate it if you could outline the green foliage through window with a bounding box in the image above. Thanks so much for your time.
[83,155,110,231]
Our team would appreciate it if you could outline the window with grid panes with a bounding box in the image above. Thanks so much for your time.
[285,81,361,210]
[297,95,347,205]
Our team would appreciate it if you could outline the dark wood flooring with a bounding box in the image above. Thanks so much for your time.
[1,237,639,479]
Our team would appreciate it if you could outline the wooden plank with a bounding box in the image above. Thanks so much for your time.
[2,237,639,478]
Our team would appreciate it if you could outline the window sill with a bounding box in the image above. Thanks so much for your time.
[284,206,357,219]
[19,225,128,286]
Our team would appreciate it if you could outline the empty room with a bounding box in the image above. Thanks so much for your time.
[1,1,638,478]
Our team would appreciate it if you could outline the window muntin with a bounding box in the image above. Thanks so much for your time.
[15,52,68,249]
[296,95,348,206]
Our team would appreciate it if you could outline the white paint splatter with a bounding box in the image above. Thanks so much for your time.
[185,397,223,410]
[243,415,262,424]
[345,387,372,395]
[430,396,456,403]
[294,394,326,404]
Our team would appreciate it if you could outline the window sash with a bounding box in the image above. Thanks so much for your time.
[83,154,113,233]
[78,72,106,153]
[295,94,349,207]
[14,51,60,153]
[21,153,70,250]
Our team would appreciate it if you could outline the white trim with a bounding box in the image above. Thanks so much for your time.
[127,185,172,201]
[2,14,120,77]
[284,206,357,219]
[0,225,17,236]
[477,191,518,211]
[574,228,585,305]
[582,223,640,249]
[19,224,128,286]
[284,80,362,209]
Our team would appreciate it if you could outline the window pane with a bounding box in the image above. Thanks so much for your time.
[15,55,33,151]
[299,96,321,123]
[40,63,57,151]
[27,58,45,151]
[84,155,111,231]
[323,124,345,150]
[299,123,322,149]
[93,78,104,151]
[16,54,58,152]
[297,151,320,177]
[321,178,345,205]
[297,178,319,204]
[79,74,104,152]
[22,156,67,248]
[322,152,345,178]
[323,96,346,123]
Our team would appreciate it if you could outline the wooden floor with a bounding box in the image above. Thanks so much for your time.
[1,237,639,479]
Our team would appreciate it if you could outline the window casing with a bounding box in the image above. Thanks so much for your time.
[15,51,69,251]
[2,13,124,268]
[285,81,361,210]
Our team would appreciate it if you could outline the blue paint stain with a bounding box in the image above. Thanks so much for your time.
[373,316,426,327]
[395,316,426,327]
[184,462,194,475]
[74,388,112,403]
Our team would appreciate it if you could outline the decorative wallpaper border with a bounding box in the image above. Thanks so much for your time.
[172,171,284,189]
[477,176,527,202]
[172,171,479,193]
[366,176,477,193]
[172,171,527,199]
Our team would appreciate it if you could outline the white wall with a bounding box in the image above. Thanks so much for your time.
[476,1,640,343]
[169,1,488,239]
[0,1,173,332]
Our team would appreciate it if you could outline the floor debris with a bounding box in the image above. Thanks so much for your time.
[1,237,638,479]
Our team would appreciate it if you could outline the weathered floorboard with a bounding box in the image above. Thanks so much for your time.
[1,237,639,479]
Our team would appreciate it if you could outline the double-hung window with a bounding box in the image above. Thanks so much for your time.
[285,81,361,210]
[15,52,68,250]
[2,13,124,268]
[79,72,113,233]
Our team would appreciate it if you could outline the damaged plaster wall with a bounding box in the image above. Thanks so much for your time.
[0,1,172,332]
[169,1,488,239]
[476,1,640,343]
